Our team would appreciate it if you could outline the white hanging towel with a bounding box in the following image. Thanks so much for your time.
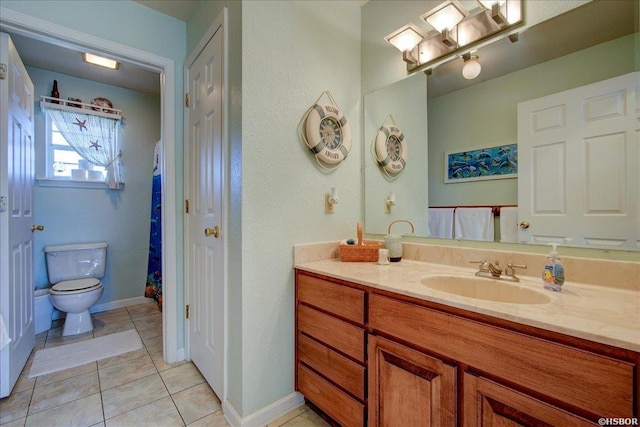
[500,207,519,243]
[428,208,455,238]
[454,207,494,241]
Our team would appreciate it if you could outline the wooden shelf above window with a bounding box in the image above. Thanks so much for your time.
[40,96,122,120]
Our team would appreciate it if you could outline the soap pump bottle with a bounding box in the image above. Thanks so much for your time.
[542,243,565,292]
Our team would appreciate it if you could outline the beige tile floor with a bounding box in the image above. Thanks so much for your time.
[0,302,328,427]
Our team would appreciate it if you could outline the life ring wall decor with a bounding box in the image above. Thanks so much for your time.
[301,91,352,171]
[372,122,407,179]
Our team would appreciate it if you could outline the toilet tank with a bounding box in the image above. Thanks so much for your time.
[44,242,108,284]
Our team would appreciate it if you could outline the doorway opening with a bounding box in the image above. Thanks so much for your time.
[0,11,180,362]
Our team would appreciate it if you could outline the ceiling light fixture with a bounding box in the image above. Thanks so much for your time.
[462,54,481,79]
[384,0,523,75]
[82,53,120,70]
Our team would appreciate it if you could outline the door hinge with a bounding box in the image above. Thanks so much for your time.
[0,196,6,213]
[0,64,7,80]
[186,304,190,319]
[185,199,189,214]
[185,93,189,108]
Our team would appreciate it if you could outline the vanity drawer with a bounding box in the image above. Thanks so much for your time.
[298,273,365,324]
[298,304,365,362]
[297,363,365,427]
[298,332,365,400]
[369,294,634,417]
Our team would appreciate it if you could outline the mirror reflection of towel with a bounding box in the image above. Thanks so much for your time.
[428,208,454,238]
[454,207,494,241]
[500,207,518,243]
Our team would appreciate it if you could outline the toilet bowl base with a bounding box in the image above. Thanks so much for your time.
[62,310,94,336]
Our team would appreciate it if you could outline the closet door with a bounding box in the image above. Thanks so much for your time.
[184,16,225,399]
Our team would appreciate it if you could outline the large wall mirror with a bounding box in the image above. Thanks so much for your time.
[364,0,639,252]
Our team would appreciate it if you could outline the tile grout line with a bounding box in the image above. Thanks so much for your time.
[6,303,240,427]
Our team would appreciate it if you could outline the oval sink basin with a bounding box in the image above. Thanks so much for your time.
[420,275,551,304]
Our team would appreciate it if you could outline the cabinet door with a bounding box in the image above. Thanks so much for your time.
[369,336,456,426]
[463,372,596,426]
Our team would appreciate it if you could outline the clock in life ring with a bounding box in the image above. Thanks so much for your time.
[374,124,407,176]
[304,104,352,165]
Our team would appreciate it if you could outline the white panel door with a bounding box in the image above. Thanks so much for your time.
[185,24,225,398]
[0,33,36,398]
[518,72,638,249]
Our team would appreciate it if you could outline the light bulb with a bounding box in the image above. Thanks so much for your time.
[462,56,481,79]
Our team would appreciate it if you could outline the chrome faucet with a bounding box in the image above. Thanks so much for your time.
[470,260,527,282]
[487,261,502,277]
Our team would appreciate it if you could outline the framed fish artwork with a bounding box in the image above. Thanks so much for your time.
[444,143,517,183]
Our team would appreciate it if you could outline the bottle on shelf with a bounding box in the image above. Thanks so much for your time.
[51,80,60,103]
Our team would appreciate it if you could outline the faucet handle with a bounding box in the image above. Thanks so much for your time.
[470,260,489,272]
[505,262,527,276]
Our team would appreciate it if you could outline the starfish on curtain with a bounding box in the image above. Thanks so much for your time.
[73,118,87,131]
[89,140,102,151]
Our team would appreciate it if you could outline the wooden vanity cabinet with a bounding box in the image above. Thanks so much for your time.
[463,373,595,426]
[295,272,367,427]
[368,335,456,426]
[295,270,638,426]
[369,293,635,425]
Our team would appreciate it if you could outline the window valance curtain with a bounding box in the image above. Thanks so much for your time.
[45,107,122,189]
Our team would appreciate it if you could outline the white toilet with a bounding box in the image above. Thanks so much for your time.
[44,242,108,336]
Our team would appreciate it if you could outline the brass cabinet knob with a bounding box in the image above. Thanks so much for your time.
[204,226,219,238]
[519,221,530,229]
[31,224,44,232]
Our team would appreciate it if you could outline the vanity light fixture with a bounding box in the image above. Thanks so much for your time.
[384,0,523,75]
[385,192,396,214]
[462,54,481,79]
[422,1,467,33]
[421,0,467,48]
[325,187,339,214]
[82,53,120,70]
[384,23,425,54]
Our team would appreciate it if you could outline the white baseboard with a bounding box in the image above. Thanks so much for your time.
[90,296,155,314]
[223,392,304,427]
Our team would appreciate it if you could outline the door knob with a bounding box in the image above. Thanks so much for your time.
[519,221,530,229]
[31,224,44,232]
[204,226,219,238]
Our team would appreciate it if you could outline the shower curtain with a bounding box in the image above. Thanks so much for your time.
[145,141,162,310]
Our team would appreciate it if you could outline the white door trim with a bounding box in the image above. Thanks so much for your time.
[0,7,180,362]
[183,7,229,400]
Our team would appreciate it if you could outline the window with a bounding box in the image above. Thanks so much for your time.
[47,119,106,181]
[40,99,123,189]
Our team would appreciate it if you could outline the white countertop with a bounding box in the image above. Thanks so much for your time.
[294,258,640,352]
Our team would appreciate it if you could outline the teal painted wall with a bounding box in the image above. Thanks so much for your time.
[240,1,361,416]
[29,67,160,306]
[428,35,636,207]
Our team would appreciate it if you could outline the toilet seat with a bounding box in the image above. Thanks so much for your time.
[51,278,102,295]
